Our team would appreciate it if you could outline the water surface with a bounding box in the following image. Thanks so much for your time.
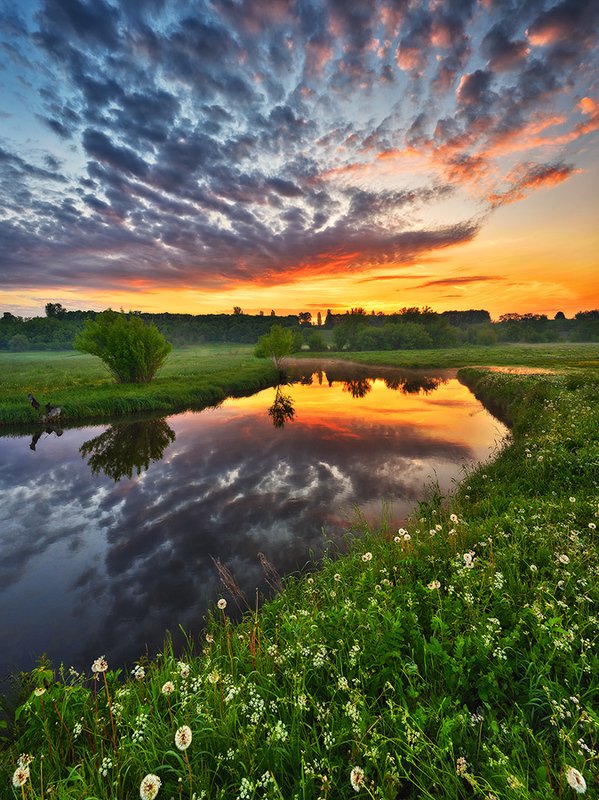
[0,365,506,679]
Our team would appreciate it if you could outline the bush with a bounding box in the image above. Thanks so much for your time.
[255,324,295,368]
[307,331,327,351]
[74,310,172,383]
[8,334,30,352]
[355,327,388,350]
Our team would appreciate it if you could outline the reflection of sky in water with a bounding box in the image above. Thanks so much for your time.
[0,371,507,678]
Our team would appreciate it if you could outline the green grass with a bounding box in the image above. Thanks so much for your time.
[292,342,599,369]
[1,355,598,799]
[0,345,279,425]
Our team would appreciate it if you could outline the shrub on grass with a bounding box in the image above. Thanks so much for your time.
[74,310,172,384]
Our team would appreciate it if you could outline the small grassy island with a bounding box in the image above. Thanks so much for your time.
[1,343,597,799]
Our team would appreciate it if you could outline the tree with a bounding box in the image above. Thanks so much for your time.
[45,302,67,319]
[307,331,326,351]
[298,311,312,326]
[74,309,172,383]
[255,324,295,369]
[316,311,322,326]
[80,418,176,481]
[233,306,243,315]
[9,333,29,351]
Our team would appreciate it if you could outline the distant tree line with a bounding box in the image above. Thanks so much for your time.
[0,305,597,352]
[322,307,599,351]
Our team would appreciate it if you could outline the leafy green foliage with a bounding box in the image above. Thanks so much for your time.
[254,324,295,368]
[307,330,327,351]
[74,310,172,384]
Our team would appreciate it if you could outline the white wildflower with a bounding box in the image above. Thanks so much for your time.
[350,766,364,792]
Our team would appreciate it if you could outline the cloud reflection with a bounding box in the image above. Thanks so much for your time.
[0,370,506,675]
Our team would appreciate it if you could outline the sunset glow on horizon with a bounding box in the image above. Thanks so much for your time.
[1,0,597,320]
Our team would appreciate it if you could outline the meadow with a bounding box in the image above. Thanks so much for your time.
[0,344,598,798]
[0,346,278,426]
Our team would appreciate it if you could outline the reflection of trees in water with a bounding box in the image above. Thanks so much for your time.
[343,377,372,398]
[383,375,446,394]
[80,418,176,481]
[267,386,295,428]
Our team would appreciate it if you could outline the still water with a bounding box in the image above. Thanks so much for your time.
[0,364,507,679]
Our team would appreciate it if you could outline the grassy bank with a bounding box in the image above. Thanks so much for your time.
[290,342,599,370]
[1,362,598,799]
[0,346,278,425]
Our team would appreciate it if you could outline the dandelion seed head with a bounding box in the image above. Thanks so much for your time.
[565,767,586,794]
[175,725,192,751]
[34,687,46,696]
[217,598,227,610]
[140,773,162,800]
[362,552,372,562]
[559,554,570,564]
[350,766,364,792]
[428,580,441,590]
[161,681,175,695]
[12,766,29,788]
[91,655,108,673]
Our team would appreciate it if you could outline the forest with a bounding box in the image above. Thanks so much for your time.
[1,303,597,351]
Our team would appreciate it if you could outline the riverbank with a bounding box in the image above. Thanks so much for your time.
[1,342,597,426]
[1,361,598,799]
[288,341,599,370]
[0,346,279,425]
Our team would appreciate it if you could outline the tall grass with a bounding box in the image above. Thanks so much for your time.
[1,364,597,799]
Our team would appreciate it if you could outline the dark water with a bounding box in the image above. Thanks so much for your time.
[0,364,507,679]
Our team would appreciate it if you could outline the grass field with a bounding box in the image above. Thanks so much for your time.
[291,342,599,370]
[1,347,598,798]
[0,345,278,425]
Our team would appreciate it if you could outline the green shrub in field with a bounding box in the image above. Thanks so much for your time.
[74,310,172,384]
[254,324,295,369]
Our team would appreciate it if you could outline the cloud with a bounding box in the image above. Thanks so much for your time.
[413,275,504,289]
[481,24,529,71]
[0,0,596,298]
[489,160,580,207]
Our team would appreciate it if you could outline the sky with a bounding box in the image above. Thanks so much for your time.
[0,0,598,320]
